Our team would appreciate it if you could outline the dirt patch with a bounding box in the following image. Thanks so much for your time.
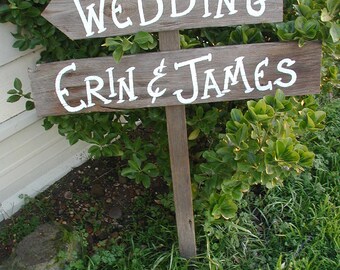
[0,156,169,263]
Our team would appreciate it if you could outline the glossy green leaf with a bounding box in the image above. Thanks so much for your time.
[113,46,124,63]
[237,162,252,172]
[7,89,17,95]
[42,118,54,130]
[306,114,316,128]
[121,38,132,51]
[189,128,200,140]
[121,167,137,178]
[128,160,140,172]
[103,38,121,47]
[327,0,340,16]
[14,78,22,90]
[219,199,238,219]
[275,140,287,157]
[139,174,151,188]
[275,89,285,102]
[230,109,243,123]
[17,2,32,9]
[304,19,319,39]
[276,21,296,41]
[143,163,159,178]
[88,145,102,159]
[134,31,153,45]
[110,144,124,157]
[299,151,315,167]
[330,22,340,43]
[7,95,21,102]
[295,17,307,34]
[26,7,40,17]
[296,5,312,18]
[232,189,243,201]
[25,100,35,110]
[235,124,249,146]
[321,8,332,22]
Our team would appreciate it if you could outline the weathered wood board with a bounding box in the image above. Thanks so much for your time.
[159,31,197,258]
[30,42,321,117]
[42,0,283,40]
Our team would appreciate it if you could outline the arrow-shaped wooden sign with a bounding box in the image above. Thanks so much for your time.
[42,0,282,40]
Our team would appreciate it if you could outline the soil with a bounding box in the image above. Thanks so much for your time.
[0,156,169,263]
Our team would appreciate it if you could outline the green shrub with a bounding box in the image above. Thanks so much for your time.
[1,0,338,223]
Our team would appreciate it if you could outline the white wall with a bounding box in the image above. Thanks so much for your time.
[0,23,89,221]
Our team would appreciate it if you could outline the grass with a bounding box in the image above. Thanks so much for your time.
[1,99,339,269]
[54,99,340,269]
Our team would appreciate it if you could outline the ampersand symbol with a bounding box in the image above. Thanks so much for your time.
[147,58,167,104]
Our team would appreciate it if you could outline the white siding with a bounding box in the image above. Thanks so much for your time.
[0,23,33,64]
[0,23,89,221]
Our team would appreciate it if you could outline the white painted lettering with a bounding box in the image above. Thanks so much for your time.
[171,0,196,17]
[254,57,272,91]
[112,0,133,29]
[147,58,167,104]
[215,0,237,19]
[247,0,266,17]
[223,57,254,93]
[138,0,163,26]
[203,0,212,18]
[85,75,111,107]
[55,63,87,113]
[73,0,106,37]
[106,67,117,98]
[274,58,297,88]
[117,67,138,103]
[173,54,212,104]
[201,69,224,99]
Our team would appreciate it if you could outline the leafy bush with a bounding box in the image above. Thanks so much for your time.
[1,0,338,223]
[196,91,325,222]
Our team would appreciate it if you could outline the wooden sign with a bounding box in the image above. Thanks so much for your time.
[42,0,282,39]
[30,42,321,117]
[29,0,322,259]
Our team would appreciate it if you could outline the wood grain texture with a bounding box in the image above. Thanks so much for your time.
[42,0,283,40]
[166,105,197,258]
[160,31,197,258]
[30,42,322,117]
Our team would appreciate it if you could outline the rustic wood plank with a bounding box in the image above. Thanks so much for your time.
[29,42,322,117]
[42,0,283,40]
[159,30,197,258]
[166,104,197,258]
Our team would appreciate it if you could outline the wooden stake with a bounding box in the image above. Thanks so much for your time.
[159,31,197,258]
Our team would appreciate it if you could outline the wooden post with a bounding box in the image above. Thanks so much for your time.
[159,31,197,258]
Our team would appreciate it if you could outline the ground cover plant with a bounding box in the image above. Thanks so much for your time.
[0,0,339,268]
[0,98,339,269]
